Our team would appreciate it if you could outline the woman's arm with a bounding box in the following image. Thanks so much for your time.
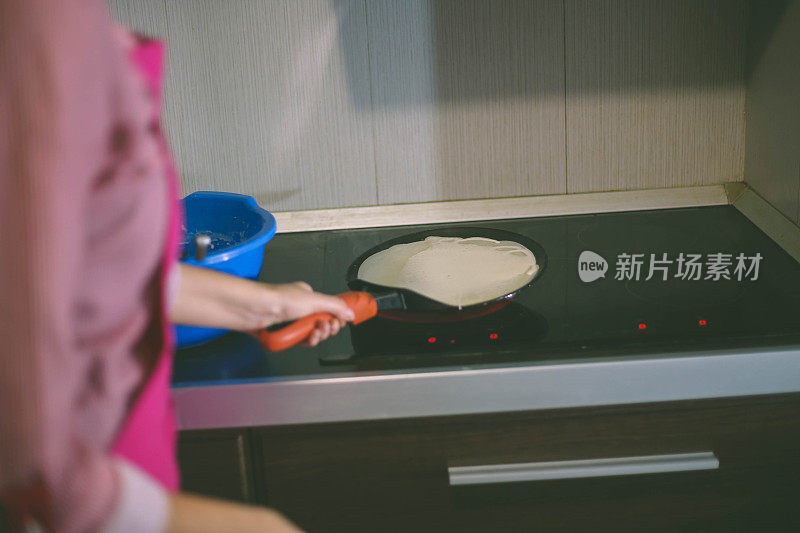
[171,264,355,346]
[166,493,301,533]
[98,459,302,533]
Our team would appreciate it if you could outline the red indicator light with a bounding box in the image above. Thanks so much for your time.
[489,333,499,340]
[427,336,437,344]
[698,319,708,326]
[637,323,647,330]
[450,339,456,344]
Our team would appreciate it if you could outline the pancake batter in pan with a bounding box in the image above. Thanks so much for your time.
[357,236,539,307]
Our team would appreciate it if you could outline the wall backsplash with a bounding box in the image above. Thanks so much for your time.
[111,0,747,212]
[744,0,800,226]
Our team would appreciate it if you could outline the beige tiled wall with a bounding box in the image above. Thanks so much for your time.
[744,0,800,226]
[366,1,566,204]
[565,0,746,193]
[112,0,748,212]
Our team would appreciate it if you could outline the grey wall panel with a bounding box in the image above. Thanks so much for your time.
[565,0,747,193]
[745,0,800,225]
[111,1,751,212]
[109,0,167,38]
[113,0,378,211]
[367,0,567,205]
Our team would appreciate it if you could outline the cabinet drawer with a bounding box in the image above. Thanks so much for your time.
[255,394,800,532]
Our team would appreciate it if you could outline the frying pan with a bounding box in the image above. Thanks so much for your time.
[259,227,547,351]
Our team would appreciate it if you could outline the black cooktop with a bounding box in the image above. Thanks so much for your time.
[173,205,800,386]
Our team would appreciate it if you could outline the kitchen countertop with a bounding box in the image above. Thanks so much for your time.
[172,204,800,430]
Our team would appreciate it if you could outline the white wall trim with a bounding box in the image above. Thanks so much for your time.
[273,185,731,233]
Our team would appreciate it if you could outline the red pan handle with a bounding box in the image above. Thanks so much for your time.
[258,291,377,352]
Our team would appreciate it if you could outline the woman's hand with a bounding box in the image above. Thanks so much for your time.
[170,265,354,346]
[265,281,351,346]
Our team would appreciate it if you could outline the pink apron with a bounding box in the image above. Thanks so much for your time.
[110,37,182,491]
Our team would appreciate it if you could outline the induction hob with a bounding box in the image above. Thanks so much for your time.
[173,205,800,385]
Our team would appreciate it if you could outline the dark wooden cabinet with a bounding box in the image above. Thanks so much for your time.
[177,429,255,504]
[178,393,800,532]
[254,394,800,532]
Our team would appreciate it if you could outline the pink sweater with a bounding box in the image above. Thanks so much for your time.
[1,1,176,531]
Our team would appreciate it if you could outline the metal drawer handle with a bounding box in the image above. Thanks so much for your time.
[448,451,719,486]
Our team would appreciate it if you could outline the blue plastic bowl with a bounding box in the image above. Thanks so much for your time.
[176,191,277,348]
